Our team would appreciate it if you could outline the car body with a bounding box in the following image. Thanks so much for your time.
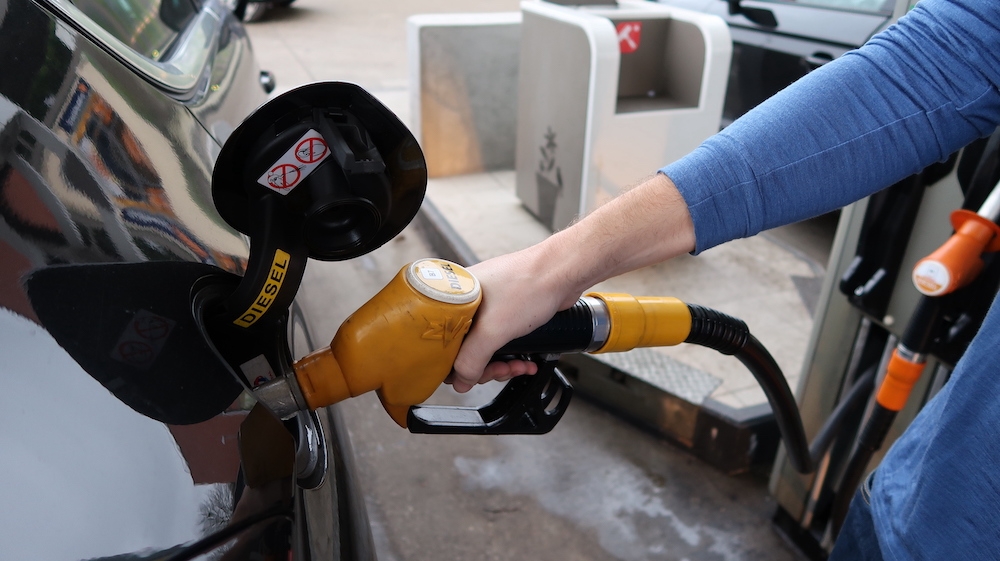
[0,0,374,558]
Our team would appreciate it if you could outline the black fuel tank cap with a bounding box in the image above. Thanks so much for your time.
[212,81,427,261]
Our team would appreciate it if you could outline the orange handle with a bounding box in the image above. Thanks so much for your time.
[875,349,926,412]
[911,210,1000,296]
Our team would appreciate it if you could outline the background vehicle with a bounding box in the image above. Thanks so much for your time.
[233,0,296,23]
[655,0,902,125]
[0,0,373,558]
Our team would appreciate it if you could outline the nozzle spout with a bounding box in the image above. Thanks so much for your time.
[253,374,310,419]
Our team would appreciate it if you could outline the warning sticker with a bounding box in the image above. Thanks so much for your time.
[616,21,642,54]
[239,354,276,388]
[110,309,176,370]
[258,129,331,194]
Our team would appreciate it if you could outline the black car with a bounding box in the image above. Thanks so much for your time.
[0,0,376,559]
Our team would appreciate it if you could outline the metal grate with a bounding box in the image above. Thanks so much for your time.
[591,348,722,405]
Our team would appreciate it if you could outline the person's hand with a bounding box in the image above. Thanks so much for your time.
[447,247,583,393]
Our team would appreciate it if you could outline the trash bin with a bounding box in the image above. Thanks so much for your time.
[515,0,731,231]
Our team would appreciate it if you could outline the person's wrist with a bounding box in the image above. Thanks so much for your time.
[528,232,594,309]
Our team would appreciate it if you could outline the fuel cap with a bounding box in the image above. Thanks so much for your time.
[212,81,427,261]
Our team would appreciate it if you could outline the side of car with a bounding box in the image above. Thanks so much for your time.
[0,0,374,558]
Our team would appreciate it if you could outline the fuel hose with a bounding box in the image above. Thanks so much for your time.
[495,295,815,474]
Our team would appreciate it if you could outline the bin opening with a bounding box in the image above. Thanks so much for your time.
[613,17,704,114]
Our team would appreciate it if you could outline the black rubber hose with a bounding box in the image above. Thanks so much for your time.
[686,305,814,474]
[685,304,749,355]
[830,404,897,538]
[807,364,877,466]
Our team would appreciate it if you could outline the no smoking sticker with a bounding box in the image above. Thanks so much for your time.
[296,136,328,164]
[258,129,331,194]
[110,309,176,370]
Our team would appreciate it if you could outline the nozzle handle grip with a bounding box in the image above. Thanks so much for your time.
[491,294,693,360]
[493,298,601,357]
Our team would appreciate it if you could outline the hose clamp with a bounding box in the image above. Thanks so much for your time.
[895,344,925,364]
[581,296,610,352]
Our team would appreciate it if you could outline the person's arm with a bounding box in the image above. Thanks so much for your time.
[671,0,1000,253]
[450,0,1000,391]
[449,174,694,391]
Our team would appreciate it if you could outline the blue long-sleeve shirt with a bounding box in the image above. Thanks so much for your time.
[663,0,1000,254]
[662,1,1000,558]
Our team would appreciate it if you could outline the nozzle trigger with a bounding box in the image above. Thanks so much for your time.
[407,359,573,435]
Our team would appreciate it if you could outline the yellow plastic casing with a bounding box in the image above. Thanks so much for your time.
[293,259,482,426]
[586,293,691,353]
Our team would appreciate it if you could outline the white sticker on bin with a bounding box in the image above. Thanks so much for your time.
[257,129,331,194]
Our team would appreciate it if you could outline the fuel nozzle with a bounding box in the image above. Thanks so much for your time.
[256,261,701,425]
[258,259,481,425]
[912,179,1000,296]
[254,258,810,468]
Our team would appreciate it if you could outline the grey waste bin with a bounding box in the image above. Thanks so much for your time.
[515,0,731,231]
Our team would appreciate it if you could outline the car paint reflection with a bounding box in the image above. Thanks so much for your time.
[0,308,221,560]
[0,0,302,558]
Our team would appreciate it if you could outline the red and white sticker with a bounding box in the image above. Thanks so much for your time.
[616,21,642,54]
[110,309,176,370]
[912,261,950,296]
[257,129,331,194]
[239,354,276,388]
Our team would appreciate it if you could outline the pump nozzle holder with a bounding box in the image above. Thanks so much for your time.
[292,259,481,426]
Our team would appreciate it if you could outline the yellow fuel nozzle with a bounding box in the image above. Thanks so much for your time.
[273,267,809,472]
[278,265,692,427]
[292,259,481,427]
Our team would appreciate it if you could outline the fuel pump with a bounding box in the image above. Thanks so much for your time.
[769,127,1000,556]
[828,178,1000,535]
